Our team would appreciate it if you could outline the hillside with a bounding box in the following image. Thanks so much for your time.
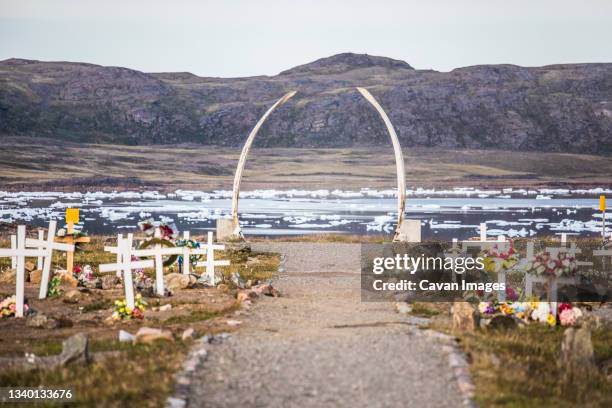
[1,53,611,153]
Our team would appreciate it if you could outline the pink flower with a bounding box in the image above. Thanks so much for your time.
[559,309,577,326]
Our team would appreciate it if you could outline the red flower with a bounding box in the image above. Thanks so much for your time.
[558,303,572,315]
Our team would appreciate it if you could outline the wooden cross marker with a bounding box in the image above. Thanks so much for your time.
[36,229,44,270]
[24,220,75,299]
[10,235,17,270]
[100,234,153,309]
[196,232,230,285]
[55,208,90,274]
[0,226,45,317]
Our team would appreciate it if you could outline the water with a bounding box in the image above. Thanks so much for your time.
[0,188,608,240]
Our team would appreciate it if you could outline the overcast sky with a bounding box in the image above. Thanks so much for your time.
[1,0,611,77]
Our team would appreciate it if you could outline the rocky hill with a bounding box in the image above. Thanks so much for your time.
[1,53,611,153]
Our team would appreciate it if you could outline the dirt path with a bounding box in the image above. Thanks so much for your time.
[187,243,463,407]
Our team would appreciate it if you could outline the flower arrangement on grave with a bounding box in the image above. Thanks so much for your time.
[480,241,519,273]
[175,238,203,268]
[131,256,153,292]
[112,294,146,320]
[138,218,178,240]
[525,251,577,277]
[558,302,583,326]
[47,275,63,297]
[73,264,97,287]
[0,295,29,318]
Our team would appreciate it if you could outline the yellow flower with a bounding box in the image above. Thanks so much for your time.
[547,314,556,327]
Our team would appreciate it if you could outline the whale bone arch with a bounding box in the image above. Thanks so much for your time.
[229,88,407,241]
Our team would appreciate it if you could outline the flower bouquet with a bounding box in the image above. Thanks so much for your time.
[73,265,98,287]
[138,218,178,240]
[525,251,577,278]
[0,295,29,318]
[481,241,519,273]
[112,294,147,320]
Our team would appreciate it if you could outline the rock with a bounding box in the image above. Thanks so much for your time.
[58,272,79,288]
[181,328,195,341]
[135,327,174,344]
[395,302,413,314]
[29,269,42,284]
[101,275,121,290]
[486,315,518,331]
[118,330,135,343]
[230,272,246,289]
[236,291,250,304]
[252,284,280,297]
[159,304,172,312]
[25,261,36,272]
[217,283,230,293]
[26,313,59,329]
[63,289,86,304]
[226,320,242,327]
[0,268,16,284]
[560,326,597,386]
[224,241,252,254]
[164,273,196,292]
[59,333,89,366]
[452,302,480,332]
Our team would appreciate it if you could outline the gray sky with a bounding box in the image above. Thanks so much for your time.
[1,0,611,77]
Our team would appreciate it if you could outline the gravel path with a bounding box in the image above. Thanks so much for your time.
[187,243,463,408]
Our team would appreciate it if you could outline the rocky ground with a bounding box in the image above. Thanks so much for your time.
[187,243,465,408]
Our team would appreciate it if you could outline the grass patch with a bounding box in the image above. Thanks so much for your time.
[425,309,612,407]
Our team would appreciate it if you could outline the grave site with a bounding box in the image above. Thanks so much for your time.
[2,2,612,407]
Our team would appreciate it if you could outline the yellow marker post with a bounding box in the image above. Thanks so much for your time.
[56,208,90,274]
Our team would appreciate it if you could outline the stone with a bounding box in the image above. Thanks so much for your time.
[181,328,195,341]
[452,302,479,332]
[230,272,246,289]
[486,315,518,331]
[252,284,280,297]
[164,273,196,292]
[24,261,36,272]
[26,313,60,329]
[395,302,413,314]
[29,269,42,284]
[216,218,235,242]
[217,283,230,293]
[396,219,422,242]
[159,304,172,312]
[135,327,174,344]
[560,326,597,386]
[63,289,86,304]
[101,275,121,290]
[59,333,89,366]
[226,320,242,327]
[119,330,135,343]
[236,291,250,304]
[0,268,16,284]
[59,272,79,288]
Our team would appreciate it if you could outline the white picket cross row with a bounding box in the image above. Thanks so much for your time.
[196,232,229,285]
[10,235,17,270]
[0,226,45,317]
[25,221,75,300]
[480,222,487,241]
[99,234,153,309]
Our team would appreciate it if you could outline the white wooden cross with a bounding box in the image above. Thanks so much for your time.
[196,232,229,285]
[0,226,45,317]
[24,221,75,299]
[99,234,153,309]
[524,240,578,318]
[10,234,17,270]
[462,223,510,301]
